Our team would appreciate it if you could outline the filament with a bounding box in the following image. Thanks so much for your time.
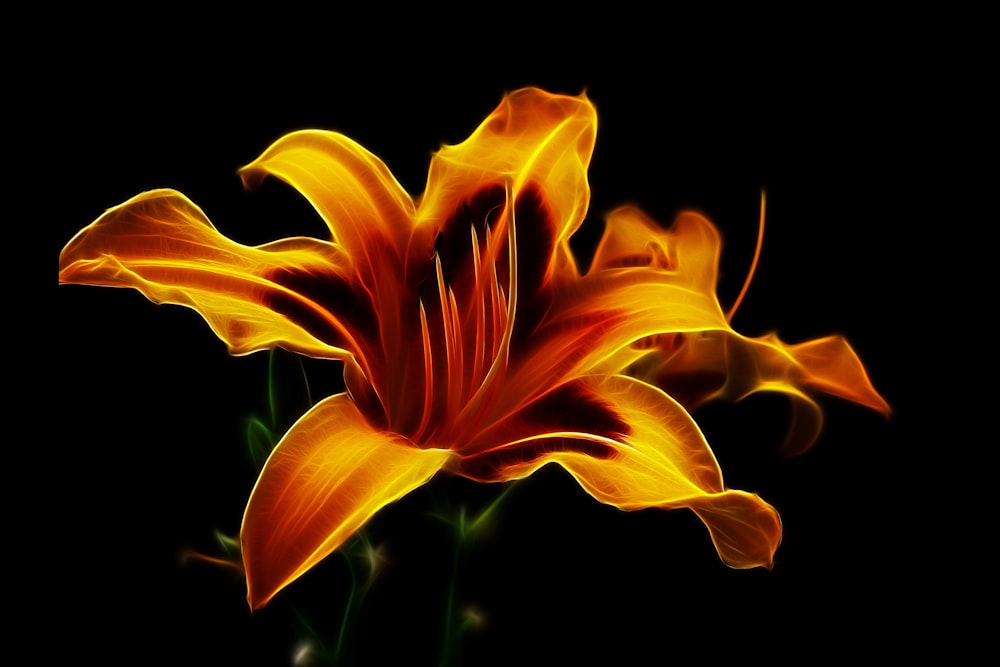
[726,189,766,322]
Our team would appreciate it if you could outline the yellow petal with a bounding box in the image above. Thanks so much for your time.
[59,189,366,363]
[418,87,597,279]
[239,129,415,279]
[557,208,729,342]
[459,375,781,569]
[238,130,424,413]
[242,393,452,609]
[588,206,721,295]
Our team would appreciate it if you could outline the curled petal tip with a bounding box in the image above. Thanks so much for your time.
[691,491,783,570]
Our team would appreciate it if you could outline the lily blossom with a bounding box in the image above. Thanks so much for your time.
[59,88,889,609]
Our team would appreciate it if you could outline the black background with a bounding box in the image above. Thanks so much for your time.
[34,13,961,666]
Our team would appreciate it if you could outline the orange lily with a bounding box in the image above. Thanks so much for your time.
[59,88,889,610]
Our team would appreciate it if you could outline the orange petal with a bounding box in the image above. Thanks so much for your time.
[242,393,452,609]
[418,87,597,279]
[459,375,781,569]
[496,208,729,419]
[784,335,891,415]
[58,189,367,363]
[627,330,891,454]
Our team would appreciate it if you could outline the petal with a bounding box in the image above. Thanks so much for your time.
[458,375,781,569]
[418,87,597,279]
[495,208,729,419]
[588,206,721,294]
[555,208,728,341]
[627,330,891,454]
[239,131,424,418]
[239,129,416,274]
[59,189,369,364]
[783,336,891,414]
[241,393,452,609]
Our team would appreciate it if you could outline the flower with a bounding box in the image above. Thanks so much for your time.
[59,88,889,609]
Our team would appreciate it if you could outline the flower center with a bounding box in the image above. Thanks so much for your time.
[410,180,518,447]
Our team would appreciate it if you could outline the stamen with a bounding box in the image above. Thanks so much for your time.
[436,254,456,400]
[496,177,519,365]
[470,224,487,392]
[726,189,766,323]
[447,285,464,417]
[495,278,508,357]
[415,298,435,441]
[470,224,482,290]
[457,178,517,427]
[484,225,505,359]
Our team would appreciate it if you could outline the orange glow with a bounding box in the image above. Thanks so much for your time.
[59,88,889,609]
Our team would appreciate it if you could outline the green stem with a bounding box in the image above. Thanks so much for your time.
[437,483,518,667]
[267,348,278,429]
[295,354,314,407]
[335,549,359,664]
[467,483,517,535]
[440,507,466,667]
